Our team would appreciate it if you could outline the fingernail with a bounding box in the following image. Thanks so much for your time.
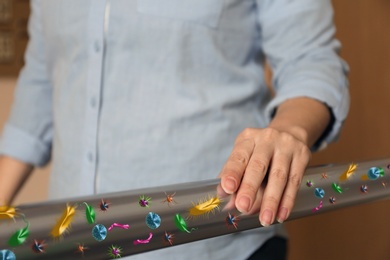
[277,207,288,223]
[224,177,236,193]
[260,209,273,227]
[237,196,251,213]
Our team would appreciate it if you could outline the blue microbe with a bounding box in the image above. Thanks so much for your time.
[314,188,325,199]
[368,167,384,180]
[0,249,16,260]
[92,224,107,241]
[146,212,161,229]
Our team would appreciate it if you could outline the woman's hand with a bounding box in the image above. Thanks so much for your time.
[219,97,331,226]
[219,127,311,226]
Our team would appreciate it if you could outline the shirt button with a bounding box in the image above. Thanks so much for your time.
[94,41,101,52]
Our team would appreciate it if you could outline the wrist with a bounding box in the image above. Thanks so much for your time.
[268,124,309,146]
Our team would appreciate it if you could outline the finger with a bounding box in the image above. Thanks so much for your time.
[246,182,266,215]
[259,151,292,226]
[235,144,273,213]
[276,146,310,223]
[219,138,255,194]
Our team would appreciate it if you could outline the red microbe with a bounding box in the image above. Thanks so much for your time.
[99,199,110,211]
[162,192,177,207]
[226,212,239,230]
[163,231,174,246]
[31,240,46,254]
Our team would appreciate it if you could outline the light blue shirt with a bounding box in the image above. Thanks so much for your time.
[1,0,349,259]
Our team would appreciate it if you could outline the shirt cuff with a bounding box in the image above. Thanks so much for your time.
[0,123,51,166]
[265,83,349,151]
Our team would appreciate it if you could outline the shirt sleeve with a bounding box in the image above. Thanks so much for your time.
[257,0,350,150]
[0,0,53,166]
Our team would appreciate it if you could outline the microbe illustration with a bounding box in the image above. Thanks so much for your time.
[312,201,323,213]
[139,195,152,208]
[332,183,343,194]
[0,205,18,220]
[99,199,110,211]
[225,212,239,230]
[329,196,336,204]
[83,202,96,224]
[306,180,314,187]
[51,204,77,238]
[163,231,174,246]
[134,232,153,245]
[8,221,30,246]
[145,212,161,229]
[360,184,368,193]
[0,250,16,260]
[365,167,385,180]
[76,243,89,255]
[188,195,221,218]
[92,224,107,241]
[339,163,357,181]
[107,245,122,259]
[31,240,46,254]
[108,223,130,231]
[174,214,197,233]
[162,192,178,207]
[314,188,325,199]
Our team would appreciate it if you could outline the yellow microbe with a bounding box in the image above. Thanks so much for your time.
[339,163,357,181]
[51,204,77,238]
[189,196,221,218]
[0,205,17,220]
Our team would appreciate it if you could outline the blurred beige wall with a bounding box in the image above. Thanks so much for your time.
[0,77,50,205]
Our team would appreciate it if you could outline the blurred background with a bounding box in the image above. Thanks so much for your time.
[1,1,390,259]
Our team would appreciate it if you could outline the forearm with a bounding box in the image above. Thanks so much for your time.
[0,155,34,205]
[268,97,331,147]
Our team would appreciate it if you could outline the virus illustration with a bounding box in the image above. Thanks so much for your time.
[162,192,178,207]
[8,220,30,246]
[188,195,221,218]
[332,183,343,194]
[107,245,122,259]
[31,240,46,254]
[99,199,110,211]
[312,201,323,213]
[51,204,77,238]
[145,212,161,229]
[321,173,328,180]
[83,202,96,225]
[314,188,325,199]
[75,243,88,255]
[139,195,152,208]
[225,212,239,230]
[0,250,16,260]
[174,214,197,233]
[339,163,357,181]
[362,167,385,180]
[306,180,314,187]
[92,224,108,241]
[133,232,153,245]
[360,184,368,193]
[329,196,336,204]
[163,231,174,246]
[0,205,18,220]
[108,223,130,231]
